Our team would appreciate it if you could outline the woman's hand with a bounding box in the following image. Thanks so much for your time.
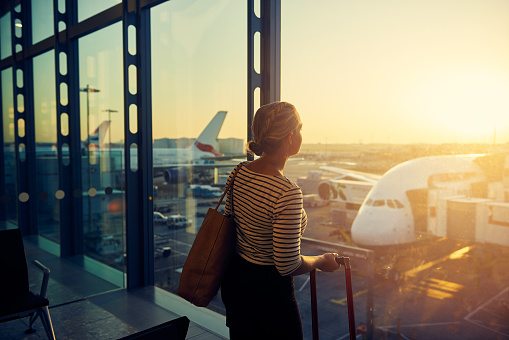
[289,253,341,276]
[317,252,341,272]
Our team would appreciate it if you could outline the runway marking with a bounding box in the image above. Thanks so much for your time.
[405,278,465,300]
[331,284,384,306]
[464,286,509,320]
[331,246,474,305]
[403,245,473,278]
[425,278,464,292]
[378,321,461,328]
[298,276,310,292]
[371,321,462,340]
[463,286,509,338]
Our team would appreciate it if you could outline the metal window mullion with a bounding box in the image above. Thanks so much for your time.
[260,0,280,105]
[55,0,83,256]
[123,0,154,288]
[247,0,262,160]
[0,67,4,222]
[247,0,280,161]
[138,2,154,287]
[12,0,37,235]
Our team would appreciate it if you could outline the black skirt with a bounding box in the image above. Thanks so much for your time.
[220,252,303,340]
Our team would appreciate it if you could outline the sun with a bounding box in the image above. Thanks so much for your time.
[416,68,509,141]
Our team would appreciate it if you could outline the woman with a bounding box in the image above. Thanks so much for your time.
[221,101,340,339]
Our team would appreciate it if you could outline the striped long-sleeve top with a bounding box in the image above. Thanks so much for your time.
[224,162,307,276]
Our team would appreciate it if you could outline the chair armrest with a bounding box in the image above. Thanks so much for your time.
[32,260,50,299]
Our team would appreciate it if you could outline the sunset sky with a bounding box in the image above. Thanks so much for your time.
[150,0,509,145]
[280,0,509,144]
[13,0,509,146]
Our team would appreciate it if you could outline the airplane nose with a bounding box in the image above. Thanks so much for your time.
[351,206,415,247]
[351,213,381,246]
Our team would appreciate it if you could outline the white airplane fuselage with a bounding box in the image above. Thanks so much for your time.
[350,155,494,248]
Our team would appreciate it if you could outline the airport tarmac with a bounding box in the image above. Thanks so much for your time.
[153,159,509,339]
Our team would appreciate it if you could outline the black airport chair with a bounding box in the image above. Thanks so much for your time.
[0,228,56,340]
[118,316,190,340]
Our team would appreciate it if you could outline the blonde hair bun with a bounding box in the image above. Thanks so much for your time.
[247,102,301,156]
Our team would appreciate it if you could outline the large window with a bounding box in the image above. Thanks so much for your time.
[282,1,509,339]
[31,0,54,44]
[0,13,11,60]
[33,50,59,241]
[150,0,247,313]
[79,22,125,282]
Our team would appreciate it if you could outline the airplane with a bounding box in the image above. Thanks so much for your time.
[2,120,113,159]
[317,167,381,209]
[5,111,240,187]
[148,111,241,183]
[83,120,111,150]
[316,154,509,250]
[147,110,245,184]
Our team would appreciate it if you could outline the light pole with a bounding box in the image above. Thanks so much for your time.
[80,85,100,232]
[102,109,118,190]
[102,109,118,149]
[80,85,100,148]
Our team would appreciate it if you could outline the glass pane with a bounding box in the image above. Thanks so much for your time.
[79,22,125,286]
[32,0,54,44]
[78,0,120,23]
[0,13,11,60]
[33,50,59,242]
[150,0,247,309]
[282,1,509,339]
[1,68,16,226]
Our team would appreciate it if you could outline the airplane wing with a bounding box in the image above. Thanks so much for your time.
[201,154,248,161]
[153,161,241,171]
[320,166,382,184]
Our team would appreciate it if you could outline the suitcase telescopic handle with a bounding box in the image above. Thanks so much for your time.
[335,256,350,268]
[335,256,356,340]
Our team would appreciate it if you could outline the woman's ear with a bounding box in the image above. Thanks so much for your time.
[287,132,294,145]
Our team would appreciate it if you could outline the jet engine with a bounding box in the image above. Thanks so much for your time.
[164,168,189,184]
[317,180,341,201]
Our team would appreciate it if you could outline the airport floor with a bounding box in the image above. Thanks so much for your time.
[0,289,225,340]
[0,236,225,340]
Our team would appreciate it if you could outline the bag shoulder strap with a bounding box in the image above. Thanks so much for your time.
[214,163,243,211]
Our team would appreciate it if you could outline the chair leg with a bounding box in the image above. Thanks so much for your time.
[25,310,40,334]
[40,306,56,340]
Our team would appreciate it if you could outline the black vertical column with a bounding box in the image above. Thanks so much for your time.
[11,0,37,235]
[123,0,154,288]
[55,0,83,256]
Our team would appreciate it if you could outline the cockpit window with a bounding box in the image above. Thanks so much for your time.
[394,200,404,208]
[387,200,395,209]
[365,199,373,206]
[373,200,385,207]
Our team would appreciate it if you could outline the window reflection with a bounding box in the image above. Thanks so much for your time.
[282,2,509,338]
[79,23,125,279]
[0,14,11,60]
[150,0,246,307]
[32,0,54,44]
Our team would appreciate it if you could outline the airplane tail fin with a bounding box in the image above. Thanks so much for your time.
[192,111,227,157]
[83,120,111,149]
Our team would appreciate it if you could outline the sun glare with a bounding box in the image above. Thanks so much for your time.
[417,69,509,141]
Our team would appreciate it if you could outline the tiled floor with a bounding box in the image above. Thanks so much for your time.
[0,236,226,340]
[0,288,226,339]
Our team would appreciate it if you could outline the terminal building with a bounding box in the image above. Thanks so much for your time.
[2,1,509,340]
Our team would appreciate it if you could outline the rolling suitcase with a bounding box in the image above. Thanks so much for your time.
[310,256,356,340]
